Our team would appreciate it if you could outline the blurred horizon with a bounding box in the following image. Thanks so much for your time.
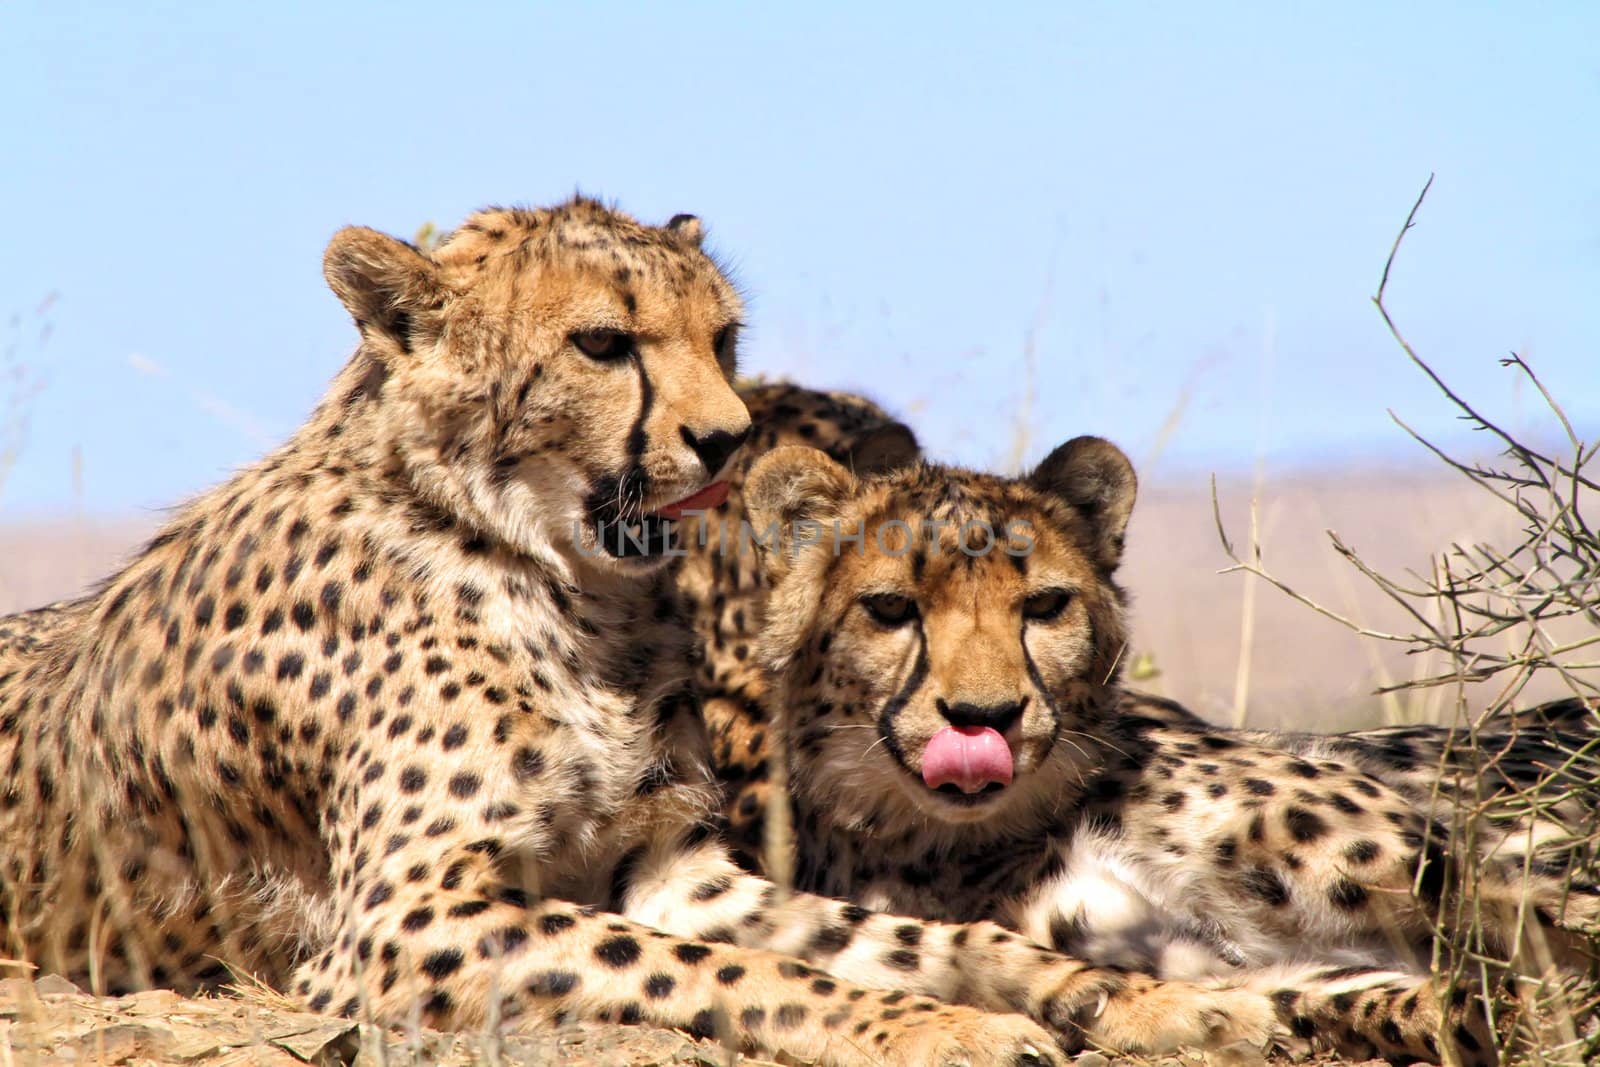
[4,2,1598,518]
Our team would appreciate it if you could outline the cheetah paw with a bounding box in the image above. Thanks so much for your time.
[1051,978,1283,1054]
[863,1003,1060,1067]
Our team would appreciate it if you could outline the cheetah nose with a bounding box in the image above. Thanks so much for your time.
[937,698,1025,734]
[680,424,750,476]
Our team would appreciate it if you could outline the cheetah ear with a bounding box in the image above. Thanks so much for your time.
[1028,436,1137,569]
[323,226,444,354]
[832,419,919,477]
[664,213,704,248]
[745,446,857,583]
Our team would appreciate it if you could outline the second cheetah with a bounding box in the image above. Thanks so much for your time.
[742,437,1599,1065]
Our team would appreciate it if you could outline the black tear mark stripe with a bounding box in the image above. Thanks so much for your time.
[875,628,929,773]
[625,354,653,472]
[582,353,655,523]
[1019,623,1064,756]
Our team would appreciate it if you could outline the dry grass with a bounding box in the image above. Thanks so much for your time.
[1214,179,1598,1065]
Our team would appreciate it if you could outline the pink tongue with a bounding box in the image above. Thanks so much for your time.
[654,481,730,520]
[921,726,1014,794]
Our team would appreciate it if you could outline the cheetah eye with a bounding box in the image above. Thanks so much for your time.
[712,325,738,363]
[1022,589,1072,621]
[861,593,917,627]
[571,328,634,361]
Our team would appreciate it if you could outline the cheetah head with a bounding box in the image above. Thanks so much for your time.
[322,197,751,572]
[746,438,1135,831]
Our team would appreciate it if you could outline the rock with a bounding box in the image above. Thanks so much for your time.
[1207,1040,1269,1067]
[33,973,83,996]
[58,1023,173,1064]
[268,1020,361,1064]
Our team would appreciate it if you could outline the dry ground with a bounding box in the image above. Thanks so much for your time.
[1,974,1371,1067]
[0,973,778,1066]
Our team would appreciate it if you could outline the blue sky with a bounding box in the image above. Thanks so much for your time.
[3,2,1597,515]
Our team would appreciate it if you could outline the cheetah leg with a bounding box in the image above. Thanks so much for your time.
[701,692,772,859]
[617,836,1283,1055]
[1265,967,1499,1066]
[292,841,1059,1067]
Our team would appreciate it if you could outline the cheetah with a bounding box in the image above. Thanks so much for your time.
[0,199,1283,1066]
[675,380,920,858]
[679,387,1599,876]
[741,436,1600,1065]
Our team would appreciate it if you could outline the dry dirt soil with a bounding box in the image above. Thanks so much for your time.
[0,972,775,1066]
[2,973,1373,1067]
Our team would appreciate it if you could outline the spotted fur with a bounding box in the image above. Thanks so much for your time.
[744,439,1600,1066]
[0,201,1282,1066]
[676,380,921,858]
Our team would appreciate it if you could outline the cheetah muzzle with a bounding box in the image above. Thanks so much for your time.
[586,478,730,562]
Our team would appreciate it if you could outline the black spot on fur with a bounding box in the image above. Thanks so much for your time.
[1241,866,1290,906]
[527,969,577,996]
[1328,878,1368,910]
[1344,839,1381,864]
[595,935,642,968]
[673,943,712,965]
[1284,806,1328,843]
[540,913,576,936]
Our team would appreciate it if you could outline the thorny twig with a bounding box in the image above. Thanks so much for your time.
[1216,177,1599,1064]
